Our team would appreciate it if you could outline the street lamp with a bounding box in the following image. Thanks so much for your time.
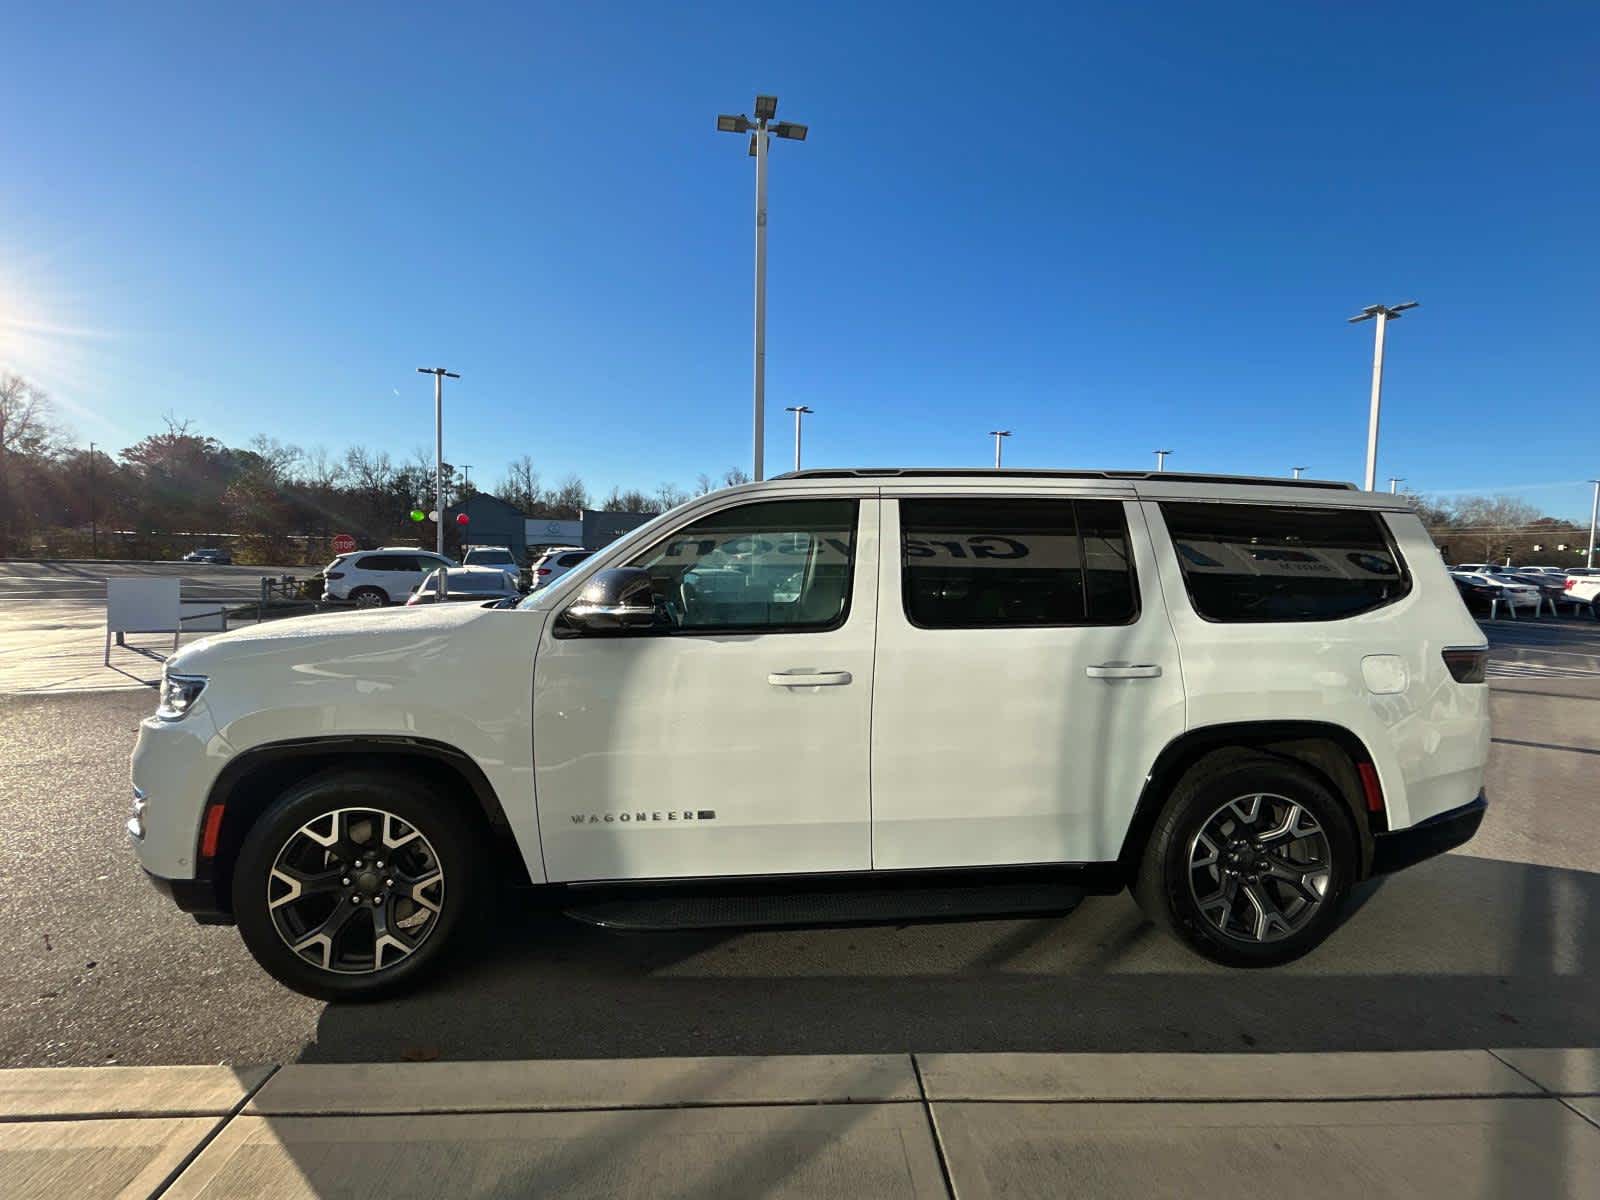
[1153,449,1172,472]
[88,442,98,558]
[417,367,460,598]
[784,405,813,472]
[1588,480,1600,569]
[717,94,809,482]
[989,430,1011,468]
[1291,466,1306,479]
[1348,300,1418,491]
[1389,476,1405,494]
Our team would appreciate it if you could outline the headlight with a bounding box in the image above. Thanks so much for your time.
[156,670,208,720]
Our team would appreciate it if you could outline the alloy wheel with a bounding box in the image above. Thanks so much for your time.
[266,807,445,974]
[1186,793,1331,943]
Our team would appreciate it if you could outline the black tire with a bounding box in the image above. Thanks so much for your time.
[232,768,487,1001]
[1133,752,1357,967]
[349,586,388,608]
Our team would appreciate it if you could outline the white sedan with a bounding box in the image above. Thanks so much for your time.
[406,566,523,606]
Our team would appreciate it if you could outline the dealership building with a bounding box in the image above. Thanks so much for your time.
[446,494,656,563]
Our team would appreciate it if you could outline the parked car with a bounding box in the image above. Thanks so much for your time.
[1449,573,1502,616]
[406,566,522,606]
[531,546,592,589]
[1450,571,1541,613]
[131,469,1489,1000]
[182,547,233,565]
[460,545,529,590]
[1564,574,1600,612]
[321,548,455,608]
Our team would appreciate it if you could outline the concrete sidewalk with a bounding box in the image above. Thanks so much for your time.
[2,1049,1596,1198]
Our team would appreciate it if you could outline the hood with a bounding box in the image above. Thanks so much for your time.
[169,601,493,675]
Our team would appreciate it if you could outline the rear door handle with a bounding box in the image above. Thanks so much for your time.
[768,670,853,687]
[1085,664,1163,680]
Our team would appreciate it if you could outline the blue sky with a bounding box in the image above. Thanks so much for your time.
[4,2,1597,514]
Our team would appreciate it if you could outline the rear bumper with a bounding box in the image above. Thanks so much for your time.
[143,869,234,925]
[1371,792,1487,875]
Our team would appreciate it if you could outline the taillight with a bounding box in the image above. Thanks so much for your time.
[537,568,551,576]
[326,571,344,579]
[1565,578,1576,591]
[1442,647,1488,684]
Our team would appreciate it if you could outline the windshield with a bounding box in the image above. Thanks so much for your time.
[466,549,514,564]
[419,569,509,593]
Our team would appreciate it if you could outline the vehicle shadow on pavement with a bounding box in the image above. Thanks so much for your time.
[300,851,1599,1063]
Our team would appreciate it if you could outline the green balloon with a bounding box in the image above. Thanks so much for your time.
[409,509,426,522]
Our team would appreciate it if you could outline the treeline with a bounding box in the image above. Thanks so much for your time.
[0,374,748,564]
[1408,493,1592,566]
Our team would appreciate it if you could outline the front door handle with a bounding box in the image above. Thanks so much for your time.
[768,670,853,687]
[1085,663,1163,680]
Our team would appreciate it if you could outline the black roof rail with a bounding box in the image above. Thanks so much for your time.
[769,467,1358,490]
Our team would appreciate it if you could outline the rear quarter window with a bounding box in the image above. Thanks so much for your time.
[1160,502,1410,623]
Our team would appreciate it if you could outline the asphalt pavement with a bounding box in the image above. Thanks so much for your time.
[0,558,302,603]
[1,641,1597,1068]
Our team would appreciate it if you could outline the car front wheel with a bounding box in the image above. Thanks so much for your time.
[232,770,485,1000]
[1134,753,1357,967]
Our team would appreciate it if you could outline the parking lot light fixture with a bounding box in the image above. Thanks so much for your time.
[989,430,1012,468]
[1588,480,1600,568]
[1348,300,1418,491]
[1292,466,1306,479]
[1154,449,1172,472]
[1389,476,1405,494]
[785,405,813,472]
[417,367,460,598]
[718,93,809,482]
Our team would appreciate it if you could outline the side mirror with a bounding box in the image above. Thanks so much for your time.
[560,568,659,634]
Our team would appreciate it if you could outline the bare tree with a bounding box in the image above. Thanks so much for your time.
[694,472,716,497]
[0,374,62,556]
[654,482,688,511]
[723,467,752,487]
[497,455,541,512]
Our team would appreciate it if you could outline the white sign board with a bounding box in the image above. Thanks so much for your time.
[105,578,182,664]
[527,518,582,545]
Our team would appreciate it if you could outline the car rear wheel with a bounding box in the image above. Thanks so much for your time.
[232,770,486,1000]
[1134,753,1357,967]
[349,586,388,608]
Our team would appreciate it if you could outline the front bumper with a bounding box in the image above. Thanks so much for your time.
[1371,792,1487,875]
[143,869,234,925]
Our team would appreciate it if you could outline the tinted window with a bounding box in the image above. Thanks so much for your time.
[627,499,857,633]
[900,498,1137,628]
[557,553,590,567]
[356,554,408,571]
[1160,502,1410,622]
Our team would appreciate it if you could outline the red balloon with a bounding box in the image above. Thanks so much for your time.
[455,513,470,525]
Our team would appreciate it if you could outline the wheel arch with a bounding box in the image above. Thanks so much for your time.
[195,736,526,918]
[1117,721,1383,882]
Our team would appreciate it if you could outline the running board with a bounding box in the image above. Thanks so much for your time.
[562,883,1085,932]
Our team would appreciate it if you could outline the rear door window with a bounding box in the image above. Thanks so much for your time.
[899,497,1138,628]
[1160,502,1410,622]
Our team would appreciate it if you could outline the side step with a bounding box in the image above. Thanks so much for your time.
[563,883,1084,932]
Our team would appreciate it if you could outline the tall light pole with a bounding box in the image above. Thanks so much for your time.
[1389,476,1405,494]
[1154,449,1172,472]
[1348,300,1418,491]
[990,430,1011,468]
[417,368,459,597]
[88,441,98,560]
[785,405,813,472]
[1291,466,1306,479]
[717,95,808,481]
[460,464,474,493]
[1588,480,1600,569]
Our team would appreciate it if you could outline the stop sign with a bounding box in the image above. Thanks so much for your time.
[332,533,356,555]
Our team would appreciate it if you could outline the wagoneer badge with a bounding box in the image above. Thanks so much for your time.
[573,810,717,824]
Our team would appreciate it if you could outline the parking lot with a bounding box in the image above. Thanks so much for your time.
[0,603,1596,1069]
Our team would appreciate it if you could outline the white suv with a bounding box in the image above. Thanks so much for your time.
[131,470,1490,999]
[321,548,455,607]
